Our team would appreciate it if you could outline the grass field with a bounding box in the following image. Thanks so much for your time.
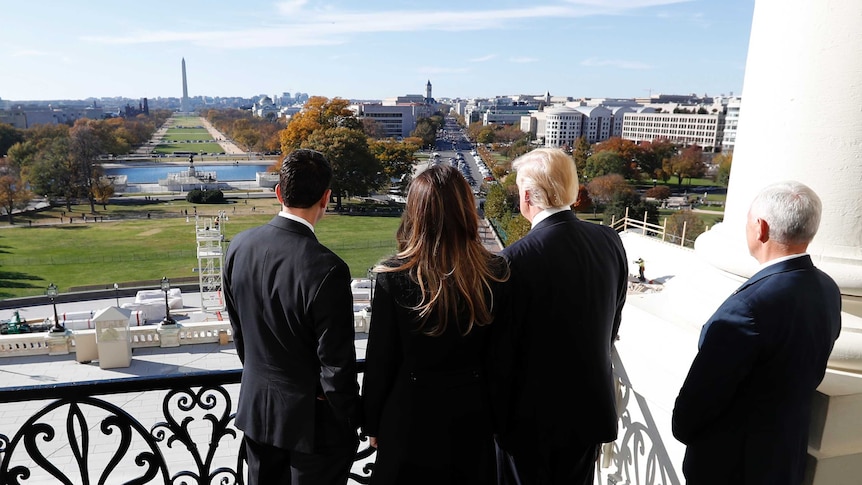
[0,200,401,299]
[162,133,215,142]
[153,143,225,154]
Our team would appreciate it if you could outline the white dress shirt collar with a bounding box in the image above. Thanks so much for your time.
[531,207,570,228]
[756,252,807,272]
[278,211,314,234]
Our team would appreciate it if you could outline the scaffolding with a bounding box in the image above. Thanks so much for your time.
[195,213,225,312]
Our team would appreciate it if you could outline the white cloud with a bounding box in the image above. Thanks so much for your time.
[276,0,308,15]
[469,54,497,63]
[81,2,691,49]
[581,58,652,69]
[509,57,539,63]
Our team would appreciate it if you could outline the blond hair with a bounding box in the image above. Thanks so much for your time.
[512,148,579,209]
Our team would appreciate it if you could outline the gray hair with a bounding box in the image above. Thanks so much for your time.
[749,181,822,245]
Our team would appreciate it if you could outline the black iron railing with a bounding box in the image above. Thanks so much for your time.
[0,364,375,485]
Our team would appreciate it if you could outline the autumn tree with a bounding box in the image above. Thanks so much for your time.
[280,97,358,152]
[92,176,116,210]
[714,152,733,185]
[639,138,677,181]
[369,139,419,186]
[584,151,627,179]
[644,185,672,200]
[573,185,592,212]
[303,127,384,209]
[664,144,706,186]
[593,136,642,177]
[571,136,591,176]
[587,173,632,207]
[466,121,484,141]
[0,157,32,224]
[69,120,104,214]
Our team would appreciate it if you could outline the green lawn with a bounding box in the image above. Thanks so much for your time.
[162,133,215,142]
[153,143,225,154]
[0,200,401,299]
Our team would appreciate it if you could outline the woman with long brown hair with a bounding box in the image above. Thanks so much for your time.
[362,164,509,484]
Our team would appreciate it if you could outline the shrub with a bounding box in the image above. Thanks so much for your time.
[186,189,225,204]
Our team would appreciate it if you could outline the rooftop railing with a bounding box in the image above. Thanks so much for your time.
[0,351,678,484]
[0,363,376,485]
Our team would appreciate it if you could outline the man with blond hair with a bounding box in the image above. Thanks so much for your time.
[494,148,628,484]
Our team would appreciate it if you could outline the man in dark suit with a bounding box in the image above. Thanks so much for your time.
[224,149,361,485]
[673,181,841,485]
[496,148,629,485]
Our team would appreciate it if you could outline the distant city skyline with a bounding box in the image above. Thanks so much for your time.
[1,0,754,102]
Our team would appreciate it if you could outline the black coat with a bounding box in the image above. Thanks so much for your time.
[363,261,508,485]
[673,255,841,484]
[496,210,628,453]
[224,215,361,454]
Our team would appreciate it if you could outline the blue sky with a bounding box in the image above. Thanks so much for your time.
[1,0,754,102]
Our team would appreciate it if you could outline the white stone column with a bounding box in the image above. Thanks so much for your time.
[696,0,862,302]
[695,0,862,372]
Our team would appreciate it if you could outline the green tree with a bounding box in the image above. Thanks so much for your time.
[477,127,496,144]
[504,213,531,245]
[665,210,706,247]
[714,152,733,185]
[584,151,627,179]
[411,117,439,149]
[27,137,79,212]
[483,183,511,221]
[0,123,24,157]
[303,127,384,209]
[603,191,659,226]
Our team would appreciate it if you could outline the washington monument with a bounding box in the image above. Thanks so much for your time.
[180,58,191,113]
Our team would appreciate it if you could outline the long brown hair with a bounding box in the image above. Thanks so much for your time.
[377,164,509,336]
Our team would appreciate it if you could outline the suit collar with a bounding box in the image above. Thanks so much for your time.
[267,215,316,238]
[736,254,814,293]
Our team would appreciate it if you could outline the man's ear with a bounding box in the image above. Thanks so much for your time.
[757,218,770,243]
[319,189,332,208]
[275,186,284,205]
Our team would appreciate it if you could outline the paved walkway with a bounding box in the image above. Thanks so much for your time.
[198,117,245,155]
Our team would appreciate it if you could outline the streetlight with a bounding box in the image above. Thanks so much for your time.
[46,283,64,333]
[366,267,377,310]
[113,283,120,307]
[160,277,176,326]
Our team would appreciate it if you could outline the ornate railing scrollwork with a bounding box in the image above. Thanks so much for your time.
[602,351,680,485]
[0,364,376,485]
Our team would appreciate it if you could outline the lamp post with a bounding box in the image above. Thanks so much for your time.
[114,283,120,307]
[160,277,176,326]
[46,283,64,333]
[366,267,376,310]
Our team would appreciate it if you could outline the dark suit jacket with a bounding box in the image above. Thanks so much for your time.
[496,210,628,453]
[672,255,841,484]
[224,215,360,454]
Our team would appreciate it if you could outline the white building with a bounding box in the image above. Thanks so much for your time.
[621,110,725,151]
[351,103,433,139]
[541,105,613,148]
